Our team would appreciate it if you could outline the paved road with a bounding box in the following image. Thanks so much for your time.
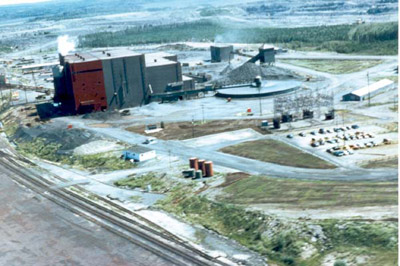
[60,122,397,181]
[0,163,173,266]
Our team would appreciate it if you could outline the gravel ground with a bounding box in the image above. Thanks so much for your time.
[0,165,172,266]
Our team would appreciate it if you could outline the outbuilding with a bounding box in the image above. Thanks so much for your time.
[342,79,394,101]
[210,45,234,62]
[122,146,156,162]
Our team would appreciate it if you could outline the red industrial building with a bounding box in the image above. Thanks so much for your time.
[53,49,194,114]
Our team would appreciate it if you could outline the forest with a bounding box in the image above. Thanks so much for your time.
[79,21,398,55]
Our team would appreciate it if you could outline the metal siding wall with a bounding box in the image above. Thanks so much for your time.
[147,63,181,94]
[103,54,147,110]
[260,50,275,64]
[69,60,107,113]
[125,55,146,107]
[102,60,118,110]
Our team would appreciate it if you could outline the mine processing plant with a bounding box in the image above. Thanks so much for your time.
[52,49,195,114]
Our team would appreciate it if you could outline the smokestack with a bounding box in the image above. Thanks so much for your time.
[59,53,65,66]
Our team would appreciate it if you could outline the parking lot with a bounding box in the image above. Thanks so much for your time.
[284,123,398,168]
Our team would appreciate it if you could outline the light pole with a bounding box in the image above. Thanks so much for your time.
[367,72,370,107]
[191,116,195,138]
[201,104,205,123]
[258,87,262,116]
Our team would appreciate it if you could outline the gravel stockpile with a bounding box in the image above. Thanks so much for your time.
[216,63,302,86]
[12,123,99,153]
[82,111,122,121]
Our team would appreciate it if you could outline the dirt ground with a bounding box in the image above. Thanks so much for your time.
[126,119,270,140]
[220,139,337,169]
[361,156,398,169]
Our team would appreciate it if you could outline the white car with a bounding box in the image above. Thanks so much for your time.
[143,137,157,145]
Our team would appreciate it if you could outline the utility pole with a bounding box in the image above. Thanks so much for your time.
[191,116,195,138]
[367,72,370,107]
[201,104,205,123]
[258,87,262,116]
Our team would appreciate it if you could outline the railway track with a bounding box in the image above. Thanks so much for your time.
[0,153,231,266]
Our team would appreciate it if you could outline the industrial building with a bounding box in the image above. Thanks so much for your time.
[52,49,194,114]
[122,146,156,162]
[210,45,234,62]
[247,45,275,65]
[342,79,394,101]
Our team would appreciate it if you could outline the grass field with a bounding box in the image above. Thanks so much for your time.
[280,59,383,74]
[114,172,173,193]
[217,175,398,209]
[157,180,398,266]
[361,157,398,169]
[220,139,336,169]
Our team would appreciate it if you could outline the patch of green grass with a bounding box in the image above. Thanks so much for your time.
[157,184,398,265]
[114,173,171,193]
[279,59,383,74]
[217,175,398,209]
[361,157,398,169]
[220,139,336,169]
[17,138,134,171]
[321,220,398,249]
[373,75,398,83]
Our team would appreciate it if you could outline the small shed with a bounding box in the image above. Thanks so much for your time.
[123,146,156,162]
[210,45,234,62]
[342,79,394,101]
[258,45,275,64]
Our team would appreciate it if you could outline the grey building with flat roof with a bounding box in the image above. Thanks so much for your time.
[211,45,234,62]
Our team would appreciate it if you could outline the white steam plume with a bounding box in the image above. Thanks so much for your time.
[57,35,76,56]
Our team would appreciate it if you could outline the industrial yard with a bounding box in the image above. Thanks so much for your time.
[0,1,398,266]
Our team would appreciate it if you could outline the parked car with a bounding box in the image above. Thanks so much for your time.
[311,142,320,147]
[287,134,294,139]
[143,137,157,145]
[318,128,326,134]
[351,124,360,129]
[299,132,306,137]
[333,151,344,157]
[365,142,373,148]
[310,131,316,135]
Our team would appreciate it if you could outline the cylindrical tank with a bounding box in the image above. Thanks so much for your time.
[254,76,262,87]
[189,157,199,170]
[198,159,206,175]
[205,161,214,177]
[273,118,281,129]
[194,170,203,179]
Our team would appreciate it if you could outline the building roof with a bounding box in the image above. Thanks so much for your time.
[21,62,58,70]
[182,75,193,81]
[64,49,142,64]
[210,44,233,49]
[145,52,178,67]
[129,146,154,154]
[351,79,394,97]
[259,44,275,51]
